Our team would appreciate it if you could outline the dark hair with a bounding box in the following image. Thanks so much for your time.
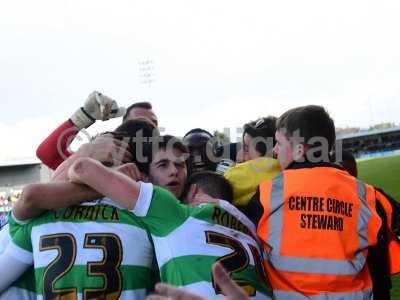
[183,128,219,175]
[107,119,158,166]
[123,102,154,122]
[94,119,158,167]
[138,135,189,174]
[330,150,358,177]
[276,105,336,152]
[186,171,233,202]
[243,116,277,156]
[330,149,356,163]
[183,128,213,139]
[114,118,158,138]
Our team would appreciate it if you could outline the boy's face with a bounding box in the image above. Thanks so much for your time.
[273,130,295,170]
[236,133,262,163]
[148,148,187,198]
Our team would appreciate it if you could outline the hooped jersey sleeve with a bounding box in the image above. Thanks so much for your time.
[7,212,33,263]
[0,213,33,292]
[132,183,189,236]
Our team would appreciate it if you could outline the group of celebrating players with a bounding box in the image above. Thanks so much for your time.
[0,91,399,300]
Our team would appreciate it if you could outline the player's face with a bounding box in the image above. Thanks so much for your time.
[236,133,262,163]
[273,130,294,170]
[126,107,158,126]
[148,148,187,198]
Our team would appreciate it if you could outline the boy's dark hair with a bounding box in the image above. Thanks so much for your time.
[123,102,154,122]
[95,119,158,167]
[243,116,277,156]
[186,171,233,202]
[138,135,189,175]
[276,105,336,152]
[114,118,158,138]
[111,119,159,165]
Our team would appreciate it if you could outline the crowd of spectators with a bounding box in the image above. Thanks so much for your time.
[340,128,400,157]
[0,189,21,213]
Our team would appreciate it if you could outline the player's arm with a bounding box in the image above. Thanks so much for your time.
[36,91,126,170]
[15,149,138,221]
[0,218,33,292]
[0,248,31,292]
[36,120,78,170]
[68,157,141,210]
[51,143,93,182]
[52,134,133,182]
[13,182,101,220]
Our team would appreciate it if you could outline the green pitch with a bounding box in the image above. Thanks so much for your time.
[358,154,400,299]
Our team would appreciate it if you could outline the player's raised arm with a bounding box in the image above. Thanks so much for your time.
[36,91,126,170]
[68,157,141,210]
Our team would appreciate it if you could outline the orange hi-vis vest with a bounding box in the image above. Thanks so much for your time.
[258,167,382,300]
[375,189,400,275]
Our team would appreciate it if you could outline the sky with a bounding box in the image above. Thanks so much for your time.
[1,0,400,161]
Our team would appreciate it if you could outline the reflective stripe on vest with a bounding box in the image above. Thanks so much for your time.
[266,174,373,276]
[273,288,373,300]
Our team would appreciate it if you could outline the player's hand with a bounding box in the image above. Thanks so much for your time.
[147,263,249,300]
[88,133,133,166]
[212,262,249,300]
[70,91,126,129]
[147,283,205,300]
[115,163,142,181]
[68,157,89,184]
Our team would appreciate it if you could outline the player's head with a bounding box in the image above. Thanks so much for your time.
[183,171,233,204]
[93,118,158,166]
[114,118,159,162]
[114,118,158,137]
[274,105,335,169]
[123,101,158,126]
[183,128,218,174]
[330,149,358,177]
[140,135,189,199]
[236,116,277,163]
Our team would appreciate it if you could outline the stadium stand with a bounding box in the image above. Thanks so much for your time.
[0,160,52,216]
[337,127,400,158]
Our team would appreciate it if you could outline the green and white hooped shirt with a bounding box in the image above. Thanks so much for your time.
[8,202,154,300]
[132,182,273,299]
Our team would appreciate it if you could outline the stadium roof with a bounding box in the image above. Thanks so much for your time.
[0,158,41,167]
[337,126,400,140]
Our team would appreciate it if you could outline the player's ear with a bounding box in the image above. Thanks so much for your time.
[184,184,199,204]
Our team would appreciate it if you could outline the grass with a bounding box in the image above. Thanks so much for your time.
[358,155,400,200]
[358,154,400,299]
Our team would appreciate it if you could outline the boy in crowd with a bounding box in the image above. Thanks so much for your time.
[223,117,281,208]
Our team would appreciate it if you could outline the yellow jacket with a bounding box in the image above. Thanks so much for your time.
[224,157,280,206]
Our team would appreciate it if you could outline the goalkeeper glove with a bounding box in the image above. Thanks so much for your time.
[70,91,126,129]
